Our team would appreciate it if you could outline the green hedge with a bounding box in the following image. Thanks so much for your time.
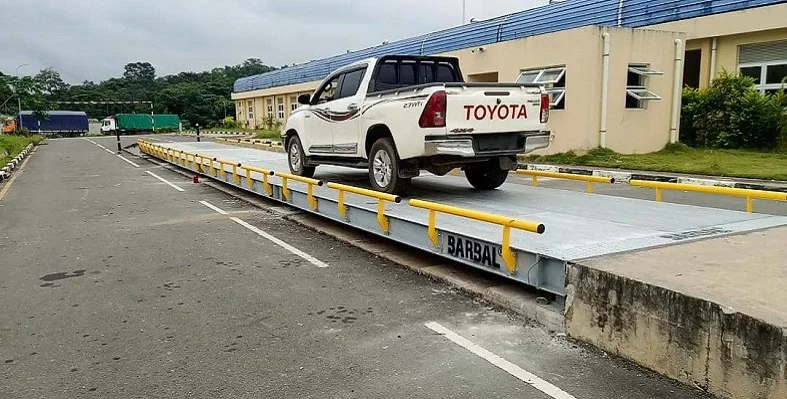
[0,134,44,164]
[680,71,787,149]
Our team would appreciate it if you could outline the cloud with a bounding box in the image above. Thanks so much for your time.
[0,0,545,83]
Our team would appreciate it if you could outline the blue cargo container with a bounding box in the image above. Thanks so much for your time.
[18,110,89,137]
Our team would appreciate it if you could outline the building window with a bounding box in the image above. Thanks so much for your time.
[266,99,273,120]
[739,62,787,95]
[277,98,285,120]
[738,40,787,95]
[247,100,254,119]
[516,66,566,109]
[626,64,662,109]
[290,96,298,112]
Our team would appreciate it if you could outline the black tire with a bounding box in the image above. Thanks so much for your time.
[368,138,410,195]
[465,161,509,190]
[287,135,315,178]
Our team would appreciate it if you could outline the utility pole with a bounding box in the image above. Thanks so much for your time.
[16,63,29,131]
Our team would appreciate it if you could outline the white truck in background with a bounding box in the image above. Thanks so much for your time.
[283,55,551,194]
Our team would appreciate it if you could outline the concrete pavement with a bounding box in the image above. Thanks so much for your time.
[0,138,715,397]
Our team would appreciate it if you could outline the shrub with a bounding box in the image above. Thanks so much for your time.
[221,116,238,129]
[680,70,787,149]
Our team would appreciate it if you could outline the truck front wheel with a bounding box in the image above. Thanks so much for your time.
[287,135,315,178]
[369,138,410,195]
[465,161,509,190]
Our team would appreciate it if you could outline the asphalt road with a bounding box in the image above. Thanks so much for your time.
[0,136,714,398]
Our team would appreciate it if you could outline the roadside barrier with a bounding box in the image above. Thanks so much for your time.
[327,182,401,234]
[273,171,323,210]
[137,139,548,280]
[409,199,545,275]
[516,170,614,193]
[629,180,787,213]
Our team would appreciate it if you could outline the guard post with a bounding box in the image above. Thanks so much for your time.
[196,123,201,142]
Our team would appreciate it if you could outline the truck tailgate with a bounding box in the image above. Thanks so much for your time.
[444,85,544,134]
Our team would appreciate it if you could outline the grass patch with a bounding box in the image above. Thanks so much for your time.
[521,144,787,181]
[0,135,43,165]
[194,127,282,141]
[251,130,282,140]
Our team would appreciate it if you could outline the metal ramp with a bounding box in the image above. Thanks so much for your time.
[138,139,787,298]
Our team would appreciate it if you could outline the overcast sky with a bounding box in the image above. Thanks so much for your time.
[1,0,546,83]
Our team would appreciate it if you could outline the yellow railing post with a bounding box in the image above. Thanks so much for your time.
[337,190,347,219]
[197,155,203,173]
[501,226,516,274]
[587,181,593,194]
[218,160,226,179]
[263,173,272,195]
[746,196,753,213]
[427,210,438,248]
[656,187,663,202]
[281,176,289,200]
[245,167,252,188]
[377,199,389,234]
[232,163,240,184]
[209,158,215,176]
[532,175,539,187]
[307,184,318,210]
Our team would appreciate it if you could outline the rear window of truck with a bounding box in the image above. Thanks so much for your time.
[370,59,460,92]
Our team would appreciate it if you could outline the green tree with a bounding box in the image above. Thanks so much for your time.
[123,62,156,80]
[35,68,69,97]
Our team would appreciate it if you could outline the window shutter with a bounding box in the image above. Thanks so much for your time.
[739,40,787,64]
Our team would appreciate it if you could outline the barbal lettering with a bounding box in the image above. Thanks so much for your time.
[446,235,502,269]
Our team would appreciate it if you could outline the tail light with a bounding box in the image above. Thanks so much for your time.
[419,91,447,128]
[540,92,550,124]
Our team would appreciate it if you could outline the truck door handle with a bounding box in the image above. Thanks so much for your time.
[347,103,359,111]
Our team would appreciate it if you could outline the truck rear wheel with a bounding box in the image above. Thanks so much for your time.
[369,138,410,195]
[465,162,509,190]
[287,135,315,178]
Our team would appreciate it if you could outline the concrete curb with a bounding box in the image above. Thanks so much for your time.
[0,143,34,185]
[565,261,787,399]
[180,130,252,136]
[518,162,787,193]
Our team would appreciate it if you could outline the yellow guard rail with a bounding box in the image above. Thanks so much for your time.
[629,180,787,213]
[326,182,401,234]
[272,171,323,210]
[409,199,545,275]
[241,165,274,195]
[516,170,615,193]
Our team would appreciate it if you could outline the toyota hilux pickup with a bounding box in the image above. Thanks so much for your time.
[283,55,551,194]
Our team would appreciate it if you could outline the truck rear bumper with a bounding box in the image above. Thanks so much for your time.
[423,131,551,157]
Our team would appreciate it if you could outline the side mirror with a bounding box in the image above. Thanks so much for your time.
[297,94,311,105]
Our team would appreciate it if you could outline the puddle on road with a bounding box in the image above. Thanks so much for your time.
[39,270,87,282]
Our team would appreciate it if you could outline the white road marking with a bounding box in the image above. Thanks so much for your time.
[199,200,229,215]
[146,170,185,192]
[230,217,329,268]
[117,155,140,168]
[198,200,328,268]
[424,322,577,399]
[104,148,115,154]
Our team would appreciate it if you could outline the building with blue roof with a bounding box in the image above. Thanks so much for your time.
[232,0,787,154]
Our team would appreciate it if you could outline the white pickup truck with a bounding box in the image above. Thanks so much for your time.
[283,55,551,194]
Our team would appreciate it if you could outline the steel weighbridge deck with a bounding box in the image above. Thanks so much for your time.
[139,139,787,298]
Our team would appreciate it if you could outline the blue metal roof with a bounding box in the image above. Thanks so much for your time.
[234,0,787,93]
